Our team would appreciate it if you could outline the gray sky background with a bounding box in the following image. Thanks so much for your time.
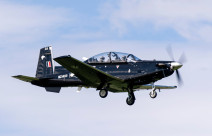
[0,0,212,136]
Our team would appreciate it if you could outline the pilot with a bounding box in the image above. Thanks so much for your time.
[94,58,98,62]
[100,56,105,62]
[122,56,127,62]
[112,53,121,61]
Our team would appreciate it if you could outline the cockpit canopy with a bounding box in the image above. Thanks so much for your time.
[86,52,141,63]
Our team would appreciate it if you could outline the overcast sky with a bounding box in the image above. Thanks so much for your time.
[1,0,212,136]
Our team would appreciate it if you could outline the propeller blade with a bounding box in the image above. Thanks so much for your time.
[176,70,183,86]
[166,46,175,61]
[178,52,187,64]
[166,46,185,86]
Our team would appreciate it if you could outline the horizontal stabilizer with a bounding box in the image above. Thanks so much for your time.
[12,75,39,82]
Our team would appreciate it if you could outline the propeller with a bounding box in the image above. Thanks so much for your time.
[166,46,186,86]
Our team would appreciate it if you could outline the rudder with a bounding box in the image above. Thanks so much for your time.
[36,46,54,78]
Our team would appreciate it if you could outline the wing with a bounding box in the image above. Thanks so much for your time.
[54,56,124,89]
[12,75,39,82]
[136,84,177,90]
[111,84,177,93]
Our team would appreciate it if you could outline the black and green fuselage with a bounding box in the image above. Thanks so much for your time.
[13,46,183,105]
[30,47,174,92]
[14,46,179,93]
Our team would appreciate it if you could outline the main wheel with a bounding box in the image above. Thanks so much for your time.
[149,91,157,99]
[126,97,135,106]
[99,89,108,98]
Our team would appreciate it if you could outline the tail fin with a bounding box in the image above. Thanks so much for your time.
[36,46,54,78]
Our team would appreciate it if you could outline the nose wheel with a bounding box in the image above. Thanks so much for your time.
[99,89,108,98]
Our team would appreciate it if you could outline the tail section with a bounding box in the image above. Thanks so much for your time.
[36,46,54,78]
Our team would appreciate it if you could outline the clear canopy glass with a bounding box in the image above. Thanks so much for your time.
[86,52,141,63]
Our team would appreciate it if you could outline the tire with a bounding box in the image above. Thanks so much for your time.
[149,91,157,99]
[99,89,108,98]
[126,97,135,106]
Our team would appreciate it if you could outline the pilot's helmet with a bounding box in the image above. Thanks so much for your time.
[100,56,105,62]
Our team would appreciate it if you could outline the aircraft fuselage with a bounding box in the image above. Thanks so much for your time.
[32,60,174,89]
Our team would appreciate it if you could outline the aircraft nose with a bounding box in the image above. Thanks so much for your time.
[170,62,183,70]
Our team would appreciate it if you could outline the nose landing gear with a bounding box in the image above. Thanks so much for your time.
[149,89,157,99]
[149,83,158,99]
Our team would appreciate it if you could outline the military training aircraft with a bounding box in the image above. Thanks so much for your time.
[13,46,185,106]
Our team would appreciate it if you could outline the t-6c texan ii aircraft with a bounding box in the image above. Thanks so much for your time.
[13,46,185,106]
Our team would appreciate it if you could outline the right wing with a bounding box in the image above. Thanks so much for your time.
[137,84,177,90]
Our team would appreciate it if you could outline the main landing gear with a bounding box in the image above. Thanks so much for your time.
[99,89,108,98]
[126,88,136,106]
[98,86,157,106]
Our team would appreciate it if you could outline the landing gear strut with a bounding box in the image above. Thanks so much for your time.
[99,89,108,98]
[126,88,136,106]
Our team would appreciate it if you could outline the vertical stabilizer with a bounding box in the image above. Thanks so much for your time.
[36,46,54,78]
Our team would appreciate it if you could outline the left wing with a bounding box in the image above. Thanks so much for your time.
[54,56,125,89]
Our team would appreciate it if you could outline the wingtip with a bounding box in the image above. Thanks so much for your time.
[12,75,21,78]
